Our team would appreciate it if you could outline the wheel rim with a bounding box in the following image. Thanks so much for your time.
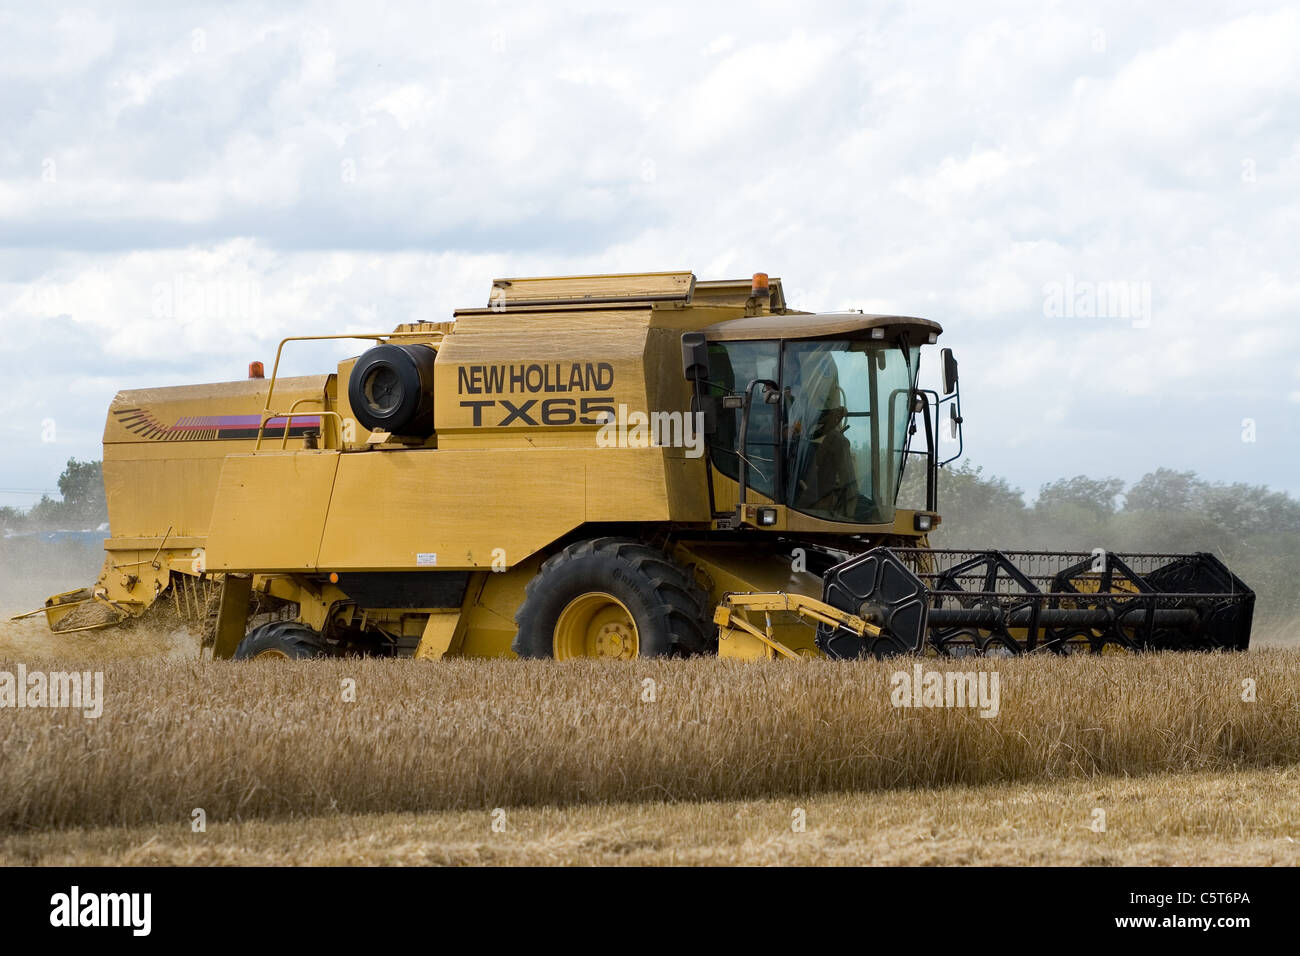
[1095,640,1132,656]
[254,648,292,660]
[553,592,639,660]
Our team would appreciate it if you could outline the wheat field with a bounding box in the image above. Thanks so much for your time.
[1,652,1297,836]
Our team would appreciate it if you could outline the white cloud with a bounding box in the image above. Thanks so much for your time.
[895,148,1037,211]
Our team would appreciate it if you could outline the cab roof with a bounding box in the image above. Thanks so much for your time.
[702,311,942,342]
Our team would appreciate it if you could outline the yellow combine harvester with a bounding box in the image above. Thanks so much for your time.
[32,271,1254,659]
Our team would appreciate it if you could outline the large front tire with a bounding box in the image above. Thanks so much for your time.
[234,620,329,660]
[513,538,712,659]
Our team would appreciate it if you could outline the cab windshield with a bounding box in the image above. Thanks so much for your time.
[707,337,920,524]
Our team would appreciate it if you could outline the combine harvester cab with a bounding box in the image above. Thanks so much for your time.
[25,270,1255,660]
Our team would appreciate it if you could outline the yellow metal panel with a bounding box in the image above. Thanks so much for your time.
[212,574,253,659]
[433,311,651,438]
[486,271,694,306]
[317,449,586,571]
[585,452,672,522]
[221,441,677,575]
[718,626,779,660]
[206,452,341,571]
[661,456,712,520]
[414,610,463,660]
[105,535,204,550]
[103,454,226,539]
[319,446,676,572]
[677,541,823,598]
[454,556,542,658]
[104,375,329,444]
[96,548,171,605]
[100,374,332,542]
[693,277,787,310]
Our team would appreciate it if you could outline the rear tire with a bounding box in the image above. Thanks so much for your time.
[234,620,329,660]
[513,538,713,659]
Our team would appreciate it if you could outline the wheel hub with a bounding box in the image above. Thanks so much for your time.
[553,592,640,660]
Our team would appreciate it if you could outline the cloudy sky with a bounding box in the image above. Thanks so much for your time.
[1,0,1297,511]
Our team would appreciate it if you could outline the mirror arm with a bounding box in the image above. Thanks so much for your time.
[736,378,779,508]
[920,393,937,512]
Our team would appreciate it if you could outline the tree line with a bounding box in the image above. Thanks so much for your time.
[0,459,106,531]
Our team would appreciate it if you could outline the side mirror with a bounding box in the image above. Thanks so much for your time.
[949,403,961,439]
[681,332,708,382]
[762,384,781,404]
[941,348,958,395]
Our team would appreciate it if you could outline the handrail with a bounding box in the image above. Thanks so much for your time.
[280,397,325,449]
[255,409,348,451]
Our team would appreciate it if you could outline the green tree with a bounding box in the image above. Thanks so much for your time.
[23,459,107,528]
[1123,468,1203,513]
[926,460,1030,547]
[0,505,28,532]
[1036,475,1125,518]
[56,458,106,524]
